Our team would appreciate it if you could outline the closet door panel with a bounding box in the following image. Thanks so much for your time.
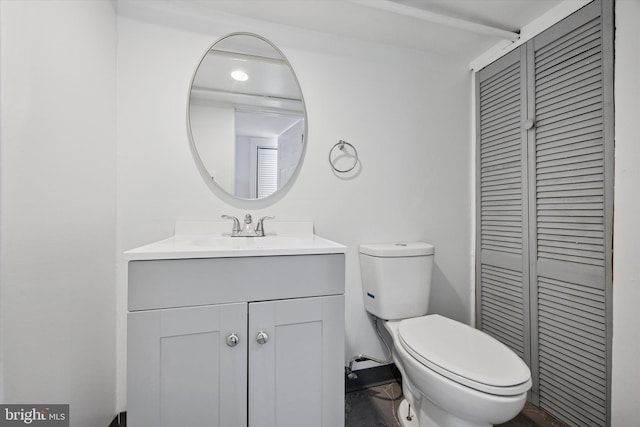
[529,0,612,424]
[476,48,530,364]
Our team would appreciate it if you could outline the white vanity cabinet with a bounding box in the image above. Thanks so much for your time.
[126,252,345,427]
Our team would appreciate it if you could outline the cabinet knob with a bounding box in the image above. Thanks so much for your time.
[524,119,535,130]
[256,330,269,345]
[226,333,240,347]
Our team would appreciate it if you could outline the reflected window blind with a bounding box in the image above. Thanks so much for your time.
[257,147,278,198]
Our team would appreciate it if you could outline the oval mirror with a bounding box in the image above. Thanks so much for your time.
[187,33,307,201]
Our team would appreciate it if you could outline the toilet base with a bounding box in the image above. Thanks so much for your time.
[397,397,493,427]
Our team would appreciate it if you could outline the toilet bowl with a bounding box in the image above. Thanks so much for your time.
[359,243,532,427]
[386,316,531,427]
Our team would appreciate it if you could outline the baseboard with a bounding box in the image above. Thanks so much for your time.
[345,363,401,393]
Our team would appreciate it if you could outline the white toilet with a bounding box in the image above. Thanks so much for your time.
[359,242,532,427]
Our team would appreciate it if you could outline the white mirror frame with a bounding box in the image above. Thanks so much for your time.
[186,32,308,207]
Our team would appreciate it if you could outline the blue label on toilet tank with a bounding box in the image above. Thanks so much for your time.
[367,292,375,299]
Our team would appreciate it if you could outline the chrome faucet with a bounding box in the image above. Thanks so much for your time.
[221,214,274,237]
[221,215,241,235]
[256,215,275,236]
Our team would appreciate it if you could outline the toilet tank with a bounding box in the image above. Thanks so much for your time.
[359,242,434,320]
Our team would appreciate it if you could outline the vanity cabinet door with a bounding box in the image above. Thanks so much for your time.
[128,303,248,427]
[248,295,345,427]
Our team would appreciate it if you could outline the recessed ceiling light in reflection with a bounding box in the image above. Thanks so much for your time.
[231,70,249,81]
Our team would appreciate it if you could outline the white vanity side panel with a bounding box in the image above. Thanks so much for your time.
[127,309,160,426]
[322,294,347,427]
[128,254,345,311]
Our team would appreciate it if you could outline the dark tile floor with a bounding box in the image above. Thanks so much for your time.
[345,381,568,427]
[345,382,403,427]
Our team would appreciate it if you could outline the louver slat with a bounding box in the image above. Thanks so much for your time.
[537,276,607,426]
[535,15,604,268]
[480,265,525,358]
[479,57,523,257]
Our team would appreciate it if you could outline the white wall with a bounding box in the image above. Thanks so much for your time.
[189,101,236,191]
[611,0,640,423]
[2,0,637,423]
[116,1,471,410]
[278,119,305,188]
[0,1,117,426]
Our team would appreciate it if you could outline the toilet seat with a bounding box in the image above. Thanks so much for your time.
[398,315,532,396]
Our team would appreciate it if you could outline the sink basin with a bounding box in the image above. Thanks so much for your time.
[190,235,311,249]
[124,221,346,261]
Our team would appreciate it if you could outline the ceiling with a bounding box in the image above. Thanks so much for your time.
[191,0,568,60]
[190,33,305,138]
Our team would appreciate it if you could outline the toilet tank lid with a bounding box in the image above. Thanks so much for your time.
[359,242,434,257]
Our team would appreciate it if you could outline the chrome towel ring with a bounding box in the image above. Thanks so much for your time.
[329,140,359,173]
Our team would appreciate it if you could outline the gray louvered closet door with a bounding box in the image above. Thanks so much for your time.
[476,1,613,425]
[476,47,531,365]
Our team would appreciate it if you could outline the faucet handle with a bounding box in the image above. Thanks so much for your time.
[256,216,275,236]
[221,215,241,235]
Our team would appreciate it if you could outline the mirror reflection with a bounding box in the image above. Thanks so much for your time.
[188,33,306,200]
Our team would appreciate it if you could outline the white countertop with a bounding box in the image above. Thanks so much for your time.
[124,220,346,261]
